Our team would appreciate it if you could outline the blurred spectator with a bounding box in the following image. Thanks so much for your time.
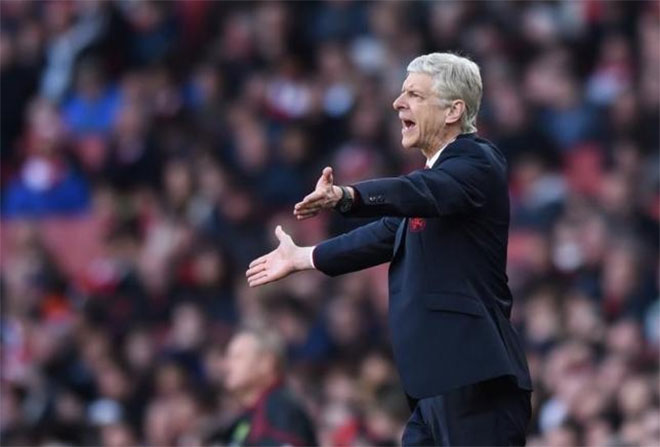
[2,98,90,217]
[210,328,317,446]
[0,2,658,446]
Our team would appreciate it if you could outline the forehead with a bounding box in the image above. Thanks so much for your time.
[402,72,434,92]
[227,333,258,354]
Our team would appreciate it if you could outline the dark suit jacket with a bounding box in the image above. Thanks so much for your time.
[313,133,532,399]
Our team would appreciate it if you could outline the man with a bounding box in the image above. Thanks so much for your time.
[218,329,317,446]
[246,52,532,446]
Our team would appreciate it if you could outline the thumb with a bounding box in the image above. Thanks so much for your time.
[322,166,333,184]
[274,225,290,243]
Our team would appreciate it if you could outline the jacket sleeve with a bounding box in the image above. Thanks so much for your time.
[313,216,402,277]
[347,152,491,218]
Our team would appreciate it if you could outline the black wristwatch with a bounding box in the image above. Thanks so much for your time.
[334,185,354,213]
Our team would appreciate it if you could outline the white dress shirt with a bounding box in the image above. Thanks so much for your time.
[425,138,455,168]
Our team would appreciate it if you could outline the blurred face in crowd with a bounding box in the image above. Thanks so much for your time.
[392,72,464,156]
[223,333,278,403]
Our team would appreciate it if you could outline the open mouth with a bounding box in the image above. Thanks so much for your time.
[401,119,416,133]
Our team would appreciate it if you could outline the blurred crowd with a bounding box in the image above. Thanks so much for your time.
[1,1,658,446]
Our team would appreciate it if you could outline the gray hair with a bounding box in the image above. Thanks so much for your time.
[407,52,483,133]
[236,326,286,371]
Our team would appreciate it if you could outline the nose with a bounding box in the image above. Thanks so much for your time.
[392,92,406,111]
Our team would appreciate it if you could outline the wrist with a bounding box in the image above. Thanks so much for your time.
[333,185,355,213]
[331,185,343,207]
[294,246,315,271]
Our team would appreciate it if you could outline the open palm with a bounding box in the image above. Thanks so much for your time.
[246,226,300,287]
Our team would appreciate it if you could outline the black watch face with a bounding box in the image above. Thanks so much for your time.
[339,200,352,213]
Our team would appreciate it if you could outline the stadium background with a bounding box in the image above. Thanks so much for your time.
[1,1,658,446]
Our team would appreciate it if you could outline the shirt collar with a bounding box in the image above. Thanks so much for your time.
[425,137,456,168]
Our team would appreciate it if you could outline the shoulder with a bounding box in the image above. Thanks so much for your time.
[440,134,507,173]
[261,386,317,445]
[264,386,307,418]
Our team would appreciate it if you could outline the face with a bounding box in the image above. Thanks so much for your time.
[392,72,456,153]
[223,333,270,393]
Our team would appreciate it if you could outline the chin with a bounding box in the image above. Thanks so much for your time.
[401,137,417,149]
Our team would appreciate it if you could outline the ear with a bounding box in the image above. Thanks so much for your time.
[445,100,466,125]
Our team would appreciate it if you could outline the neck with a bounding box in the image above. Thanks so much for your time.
[421,126,462,160]
[237,375,279,408]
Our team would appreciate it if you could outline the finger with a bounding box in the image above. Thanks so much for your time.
[248,272,272,287]
[296,191,324,207]
[322,166,333,184]
[295,196,327,211]
[246,269,268,282]
[248,255,267,269]
[275,225,291,243]
[295,209,320,220]
[294,206,321,216]
[245,263,266,277]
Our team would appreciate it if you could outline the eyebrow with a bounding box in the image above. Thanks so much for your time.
[401,86,424,95]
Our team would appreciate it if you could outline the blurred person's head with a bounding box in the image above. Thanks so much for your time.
[489,82,527,132]
[563,292,605,344]
[599,171,637,219]
[74,59,107,100]
[25,97,65,156]
[44,0,75,35]
[268,296,312,347]
[569,383,611,424]
[641,408,660,447]
[359,350,397,396]
[166,391,203,440]
[606,319,643,361]
[222,328,285,406]
[100,422,137,447]
[617,375,655,420]
[164,158,194,210]
[545,424,579,447]
[323,367,357,406]
[233,118,269,174]
[190,245,228,288]
[170,301,206,351]
[144,399,174,446]
[364,384,409,444]
[597,354,631,397]
[578,213,609,268]
[542,342,593,395]
[154,361,188,398]
[0,31,14,70]
[203,344,226,388]
[583,418,614,447]
[113,100,148,142]
[95,360,131,401]
[524,287,562,349]
[393,52,482,156]
[123,327,155,374]
[195,155,227,202]
[609,90,639,135]
[279,125,309,166]
[326,295,364,348]
[349,100,383,143]
[190,63,223,106]
[620,417,646,446]
[77,327,112,372]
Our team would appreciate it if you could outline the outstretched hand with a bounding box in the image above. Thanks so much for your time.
[294,167,342,220]
[245,226,313,287]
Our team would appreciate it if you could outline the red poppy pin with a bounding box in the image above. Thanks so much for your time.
[409,217,426,232]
